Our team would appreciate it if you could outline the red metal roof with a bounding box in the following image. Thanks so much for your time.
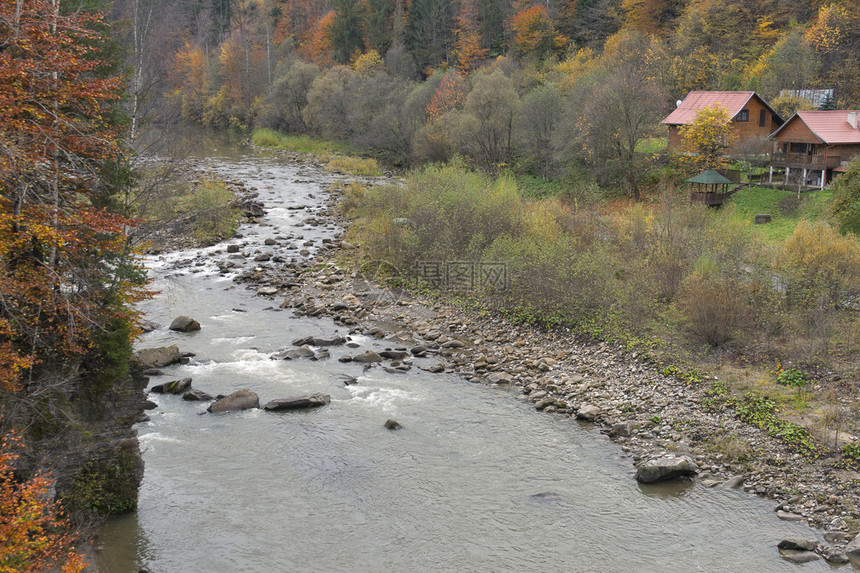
[768,110,860,145]
[661,91,760,125]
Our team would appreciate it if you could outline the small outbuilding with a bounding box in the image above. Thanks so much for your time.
[687,169,735,206]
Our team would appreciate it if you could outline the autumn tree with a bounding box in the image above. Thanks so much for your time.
[0,433,87,572]
[805,3,860,106]
[454,0,487,73]
[511,5,567,61]
[679,103,737,171]
[425,70,468,122]
[0,0,147,517]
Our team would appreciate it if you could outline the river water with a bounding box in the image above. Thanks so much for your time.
[96,135,835,572]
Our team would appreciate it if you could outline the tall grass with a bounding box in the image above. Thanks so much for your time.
[251,128,346,154]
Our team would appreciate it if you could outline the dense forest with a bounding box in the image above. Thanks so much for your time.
[120,0,859,185]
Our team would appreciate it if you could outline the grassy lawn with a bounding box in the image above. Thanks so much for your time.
[724,186,833,243]
[635,137,668,154]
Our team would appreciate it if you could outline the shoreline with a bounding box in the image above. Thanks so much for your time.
[145,144,860,566]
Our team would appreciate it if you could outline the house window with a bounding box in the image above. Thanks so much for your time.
[759,109,767,127]
[735,109,749,122]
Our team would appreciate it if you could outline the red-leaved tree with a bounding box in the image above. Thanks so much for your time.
[0,0,146,394]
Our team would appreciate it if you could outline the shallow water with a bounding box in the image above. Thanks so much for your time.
[95,138,835,572]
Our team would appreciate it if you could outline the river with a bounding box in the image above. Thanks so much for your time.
[95,134,835,572]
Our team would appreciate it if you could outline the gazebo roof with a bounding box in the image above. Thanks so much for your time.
[687,170,733,185]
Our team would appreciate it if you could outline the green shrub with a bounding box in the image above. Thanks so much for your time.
[776,368,806,387]
[842,442,860,460]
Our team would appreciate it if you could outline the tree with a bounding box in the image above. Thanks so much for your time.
[454,0,487,73]
[679,103,736,171]
[0,0,147,522]
[406,0,456,73]
[578,67,666,199]
[805,3,860,106]
[829,156,860,236]
[446,69,521,172]
[510,5,567,61]
[516,83,564,179]
[330,0,366,63]
[425,71,467,122]
[0,433,87,573]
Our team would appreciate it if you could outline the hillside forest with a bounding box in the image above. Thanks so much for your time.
[121,0,859,181]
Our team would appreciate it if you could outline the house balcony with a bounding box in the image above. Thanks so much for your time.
[771,151,841,170]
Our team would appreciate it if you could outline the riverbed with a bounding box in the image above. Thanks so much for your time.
[95,138,835,572]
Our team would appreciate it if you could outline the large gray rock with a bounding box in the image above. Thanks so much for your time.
[845,533,860,566]
[169,315,201,332]
[777,539,816,552]
[273,346,315,360]
[134,345,181,368]
[263,393,330,411]
[352,350,383,364]
[293,336,346,347]
[207,389,259,413]
[635,455,698,483]
[182,389,213,401]
[778,549,821,564]
[576,404,601,421]
[150,377,192,395]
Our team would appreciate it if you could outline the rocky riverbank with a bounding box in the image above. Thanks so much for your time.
[147,149,860,567]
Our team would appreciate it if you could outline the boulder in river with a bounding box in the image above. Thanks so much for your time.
[635,455,698,483]
[384,419,403,430]
[263,393,330,411]
[207,389,259,413]
[182,389,213,401]
[777,539,816,552]
[352,350,383,364]
[273,346,315,360]
[134,345,181,368]
[778,541,821,564]
[169,315,201,332]
[293,336,346,347]
[150,377,192,395]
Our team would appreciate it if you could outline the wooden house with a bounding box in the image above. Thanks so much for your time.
[767,110,860,189]
[661,91,783,153]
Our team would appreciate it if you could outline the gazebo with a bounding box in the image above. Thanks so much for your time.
[687,169,735,206]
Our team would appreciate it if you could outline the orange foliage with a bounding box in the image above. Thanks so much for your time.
[0,0,147,392]
[0,433,87,572]
[455,0,487,73]
[425,72,467,122]
[511,5,567,59]
[308,11,336,65]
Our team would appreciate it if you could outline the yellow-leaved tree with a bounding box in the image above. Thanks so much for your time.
[679,103,736,172]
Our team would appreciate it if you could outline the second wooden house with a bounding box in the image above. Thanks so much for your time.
[767,110,860,189]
